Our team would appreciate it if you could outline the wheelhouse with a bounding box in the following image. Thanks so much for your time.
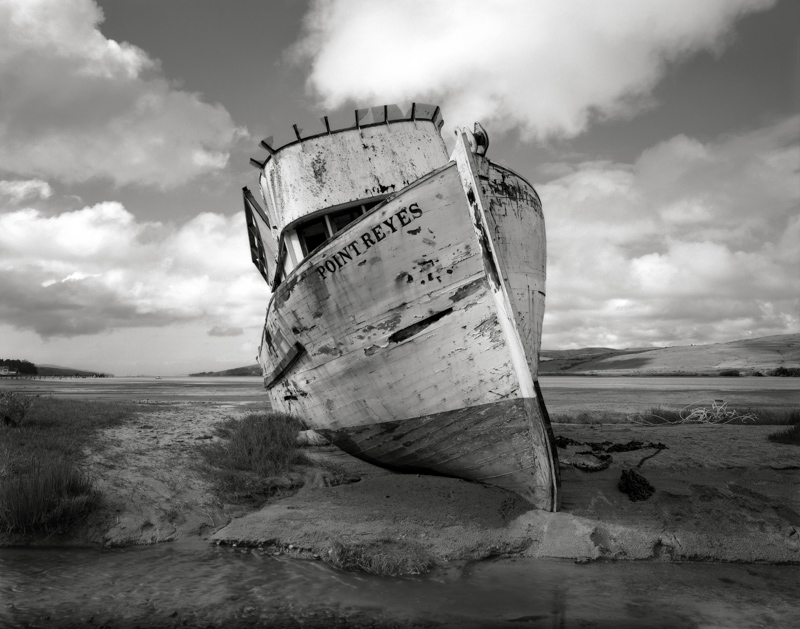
[242,103,449,290]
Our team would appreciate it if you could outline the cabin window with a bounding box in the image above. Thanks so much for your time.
[297,216,329,256]
[292,197,388,262]
[329,206,364,234]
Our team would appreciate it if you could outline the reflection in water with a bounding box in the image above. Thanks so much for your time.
[2,541,798,628]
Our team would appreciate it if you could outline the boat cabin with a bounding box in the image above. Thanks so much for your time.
[243,104,449,288]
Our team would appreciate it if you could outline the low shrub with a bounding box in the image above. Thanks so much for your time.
[199,412,309,504]
[718,369,741,377]
[769,367,800,377]
[0,391,36,427]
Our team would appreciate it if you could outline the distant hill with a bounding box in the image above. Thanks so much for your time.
[189,365,261,377]
[192,334,798,378]
[540,334,800,376]
[36,364,110,377]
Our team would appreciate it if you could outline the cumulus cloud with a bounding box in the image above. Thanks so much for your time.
[541,116,800,348]
[0,0,245,188]
[293,0,774,138]
[0,199,269,338]
[0,179,52,203]
[208,326,244,337]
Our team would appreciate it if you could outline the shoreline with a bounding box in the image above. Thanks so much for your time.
[3,403,797,570]
[212,424,799,568]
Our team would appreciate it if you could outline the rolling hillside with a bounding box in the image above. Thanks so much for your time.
[540,334,800,375]
[192,334,799,377]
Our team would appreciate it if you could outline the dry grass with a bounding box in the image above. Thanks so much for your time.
[0,458,98,533]
[554,404,798,426]
[551,411,630,425]
[629,404,798,426]
[0,394,139,534]
[199,412,309,505]
[767,410,800,445]
[629,401,758,425]
[326,539,435,576]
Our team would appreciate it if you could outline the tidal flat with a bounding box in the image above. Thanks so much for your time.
[1,376,799,627]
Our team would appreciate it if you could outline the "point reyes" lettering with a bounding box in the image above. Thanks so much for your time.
[316,203,423,280]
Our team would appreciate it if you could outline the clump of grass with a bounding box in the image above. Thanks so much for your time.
[0,457,98,533]
[768,424,800,445]
[0,391,36,427]
[199,412,309,504]
[326,539,435,576]
[551,411,630,424]
[0,394,139,536]
[767,409,800,445]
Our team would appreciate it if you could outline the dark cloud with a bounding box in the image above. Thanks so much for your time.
[0,268,189,337]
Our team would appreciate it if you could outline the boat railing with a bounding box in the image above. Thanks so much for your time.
[249,103,443,169]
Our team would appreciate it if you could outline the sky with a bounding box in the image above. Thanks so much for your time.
[0,0,798,375]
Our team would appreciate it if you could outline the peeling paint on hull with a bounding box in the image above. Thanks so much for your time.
[252,122,559,511]
[318,398,556,508]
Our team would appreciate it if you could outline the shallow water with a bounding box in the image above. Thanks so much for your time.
[3,377,798,627]
[2,375,798,412]
[2,541,798,628]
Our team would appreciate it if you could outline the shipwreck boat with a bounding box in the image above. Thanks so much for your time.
[242,104,560,511]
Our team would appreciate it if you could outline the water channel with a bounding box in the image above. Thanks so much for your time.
[3,540,799,628]
[2,376,798,627]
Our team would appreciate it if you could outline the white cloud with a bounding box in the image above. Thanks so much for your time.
[541,116,800,348]
[293,0,774,138]
[0,179,52,203]
[0,198,269,338]
[0,0,246,188]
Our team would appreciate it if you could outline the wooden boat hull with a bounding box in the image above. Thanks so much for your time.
[259,132,560,510]
[317,396,556,507]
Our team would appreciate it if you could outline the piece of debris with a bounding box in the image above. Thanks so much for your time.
[619,468,654,501]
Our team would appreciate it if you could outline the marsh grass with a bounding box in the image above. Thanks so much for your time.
[199,412,309,504]
[0,394,140,534]
[0,458,98,533]
[767,409,800,445]
[327,539,435,576]
[551,411,630,424]
[632,405,798,426]
[555,405,799,426]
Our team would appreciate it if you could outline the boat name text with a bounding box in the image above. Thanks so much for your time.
[316,203,423,280]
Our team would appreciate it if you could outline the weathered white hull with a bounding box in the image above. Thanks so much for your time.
[257,132,560,510]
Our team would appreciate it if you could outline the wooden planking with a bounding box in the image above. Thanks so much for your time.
[452,132,537,398]
[318,397,556,509]
[253,126,559,510]
[260,163,520,429]
[480,162,546,378]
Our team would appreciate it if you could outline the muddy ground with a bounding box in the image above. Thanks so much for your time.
[5,402,796,569]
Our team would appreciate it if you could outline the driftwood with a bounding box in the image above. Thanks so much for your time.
[628,399,757,426]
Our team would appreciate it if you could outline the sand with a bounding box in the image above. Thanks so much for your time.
[3,394,796,570]
[212,424,800,567]
[18,400,795,570]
